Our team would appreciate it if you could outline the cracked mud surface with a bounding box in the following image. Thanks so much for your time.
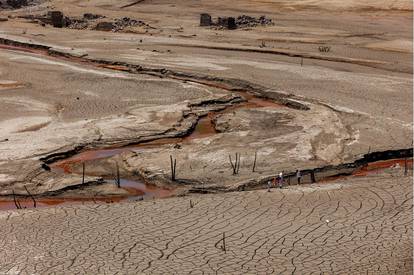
[0,0,412,272]
[0,170,412,274]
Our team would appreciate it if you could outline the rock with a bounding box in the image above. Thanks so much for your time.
[94,21,114,31]
[200,13,212,26]
[0,17,8,22]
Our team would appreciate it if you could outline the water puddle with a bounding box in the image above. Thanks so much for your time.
[317,158,413,184]
[0,80,25,90]
[0,44,44,55]
[0,196,125,211]
[0,177,174,211]
[353,158,413,176]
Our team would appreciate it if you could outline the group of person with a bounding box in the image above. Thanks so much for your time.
[267,169,302,192]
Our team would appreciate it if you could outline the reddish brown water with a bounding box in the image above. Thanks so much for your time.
[318,158,413,184]
[0,177,175,211]
[353,158,413,176]
[98,64,130,71]
[0,44,44,55]
[0,196,126,211]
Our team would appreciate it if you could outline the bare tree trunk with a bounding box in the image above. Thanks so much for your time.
[236,153,241,174]
[229,155,236,175]
[230,153,241,175]
[222,232,226,253]
[115,163,121,188]
[310,171,316,183]
[82,162,85,185]
[404,157,408,176]
[170,155,177,181]
[12,190,21,209]
[252,151,257,172]
[24,186,36,208]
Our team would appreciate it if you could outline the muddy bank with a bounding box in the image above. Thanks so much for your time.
[1,152,411,211]
[230,148,413,192]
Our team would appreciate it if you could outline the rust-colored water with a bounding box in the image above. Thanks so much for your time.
[183,114,217,141]
[0,177,174,211]
[318,158,413,184]
[238,92,283,108]
[0,196,124,211]
[51,138,183,172]
[98,64,130,71]
[353,159,413,176]
[0,44,44,55]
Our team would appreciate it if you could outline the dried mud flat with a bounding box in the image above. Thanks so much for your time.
[0,0,412,273]
[0,170,412,273]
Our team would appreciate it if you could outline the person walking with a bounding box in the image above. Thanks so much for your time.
[296,169,302,185]
[267,180,272,192]
[278,172,284,188]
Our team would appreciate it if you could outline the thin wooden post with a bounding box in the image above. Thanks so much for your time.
[174,158,177,180]
[229,154,236,175]
[404,157,408,176]
[12,190,21,209]
[115,163,120,188]
[222,232,226,253]
[82,162,85,185]
[310,171,316,183]
[170,155,176,181]
[236,153,241,174]
[252,151,257,172]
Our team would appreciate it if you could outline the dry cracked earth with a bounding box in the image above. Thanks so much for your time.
[0,0,413,273]
[0,170,412,274]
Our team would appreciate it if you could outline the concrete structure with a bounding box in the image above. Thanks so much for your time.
[200,13,212,26]
[50,11,63,28]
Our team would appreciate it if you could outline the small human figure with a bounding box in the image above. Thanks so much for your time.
[296,169,302,185]
[267,180,272,192]
[278,172,284,188]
